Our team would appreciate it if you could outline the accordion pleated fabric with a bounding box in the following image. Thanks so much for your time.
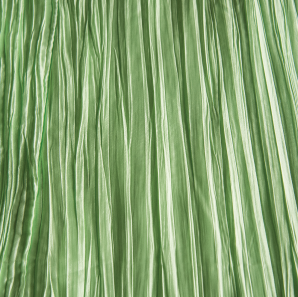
[0,0,298,296]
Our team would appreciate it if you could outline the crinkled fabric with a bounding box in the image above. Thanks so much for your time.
[0,0,298,296]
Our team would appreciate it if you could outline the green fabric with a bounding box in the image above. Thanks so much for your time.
[0,0,298,296]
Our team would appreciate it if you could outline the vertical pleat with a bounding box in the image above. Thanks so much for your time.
[0,0,298,296]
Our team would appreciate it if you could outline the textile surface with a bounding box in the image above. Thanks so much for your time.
[0,0,298,296]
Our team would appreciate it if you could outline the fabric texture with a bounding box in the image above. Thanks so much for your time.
[0,0,298,296]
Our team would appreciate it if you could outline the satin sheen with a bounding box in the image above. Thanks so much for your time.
[0,0,298,296]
